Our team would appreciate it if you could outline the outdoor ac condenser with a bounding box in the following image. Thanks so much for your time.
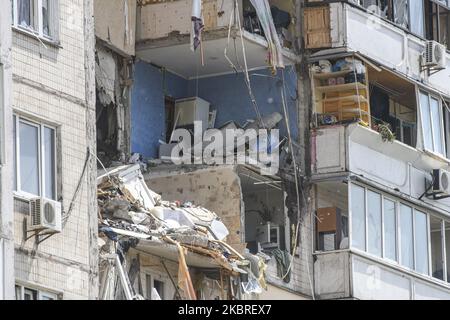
[433,169,450,196]
[29,198,62,233]
[423,41,447,70]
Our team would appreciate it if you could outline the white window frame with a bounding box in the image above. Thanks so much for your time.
[419,90,447,158]
[11,0,59,42]
[348,182,448,282]
[15,284,58,300]
[14,115,57,201]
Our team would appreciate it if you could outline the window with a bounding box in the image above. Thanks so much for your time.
[11,0,59,40]
[15,285,57,300]
[446,221,450,283]
[425,0,450,50]
[349,183,450,281]
[383,199,397,261]
[145,274,165,300]
[14,115,57,200]
[351,184,366,251]
[367,191,382,257]
[400,204,414,269]
[419,91,446,157]
[415,210,429,275]
[430,216,444,280]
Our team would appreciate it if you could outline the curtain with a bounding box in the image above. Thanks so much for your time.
[18,0,32,27]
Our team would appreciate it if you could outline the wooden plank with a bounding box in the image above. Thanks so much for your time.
[304,6,331,49]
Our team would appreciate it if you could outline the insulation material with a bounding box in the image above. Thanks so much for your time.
[96,47,117,105]
[249,0,285,70]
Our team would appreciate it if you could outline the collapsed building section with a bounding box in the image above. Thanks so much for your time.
[97,164,268,300]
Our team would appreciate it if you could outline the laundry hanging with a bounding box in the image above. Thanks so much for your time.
[190,0,204,52]
[249,0,285,71]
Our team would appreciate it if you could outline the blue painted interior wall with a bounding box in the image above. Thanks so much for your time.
[131,61,188,158]
[187,67,298,139]
[131,61,298,159]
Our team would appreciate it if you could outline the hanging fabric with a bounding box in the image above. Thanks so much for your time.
[191,0,204,52]
[249,0,285,72]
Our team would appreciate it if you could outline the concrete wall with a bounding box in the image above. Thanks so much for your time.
[12,0,97,300]
[0,0,15,300]
[131,61,189,158]
[130,61,299,159]
[145,166,245,253]
[94,0,136,56]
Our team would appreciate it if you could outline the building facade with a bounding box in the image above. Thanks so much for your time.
[305,0,450,299]
[9,0,98,300]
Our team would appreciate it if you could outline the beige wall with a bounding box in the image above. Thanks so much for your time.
[95,0,136,56]
[146,167,245,253]
[12,0,97,300]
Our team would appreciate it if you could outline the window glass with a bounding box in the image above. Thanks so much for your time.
[384,199,397,261]
[367,191,382,257]
[410,0,425,37]
[351,185,366,251]
[13,116,17,191]
[430,216,444,280]
[420,92,433,151]
[400,204,414,269]
[42,0,50,36]
[23,288,37,300]
[19,121,39,196]
[18,0,33,29]
[394,0,409,29]
[415,211,429,275]
[430,97,445,155]
[44,127,55,200]
[446,221,450,283]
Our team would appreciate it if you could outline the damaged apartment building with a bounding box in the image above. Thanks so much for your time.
[0,0,98,300]
[94,0,312,300]
[305,0,450,300]
[94,0,450,301]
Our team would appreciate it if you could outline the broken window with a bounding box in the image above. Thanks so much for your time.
[11,0,58,40]
[315,182,349,252]
[13,115,57,200]
[145,274,165,300]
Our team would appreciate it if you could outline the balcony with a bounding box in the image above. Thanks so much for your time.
[305,1,450,97]
[135,0,298,79]
[315,250,450,300]
[312,123,450,212]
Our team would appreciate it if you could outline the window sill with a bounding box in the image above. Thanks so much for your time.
[12,26,62,49]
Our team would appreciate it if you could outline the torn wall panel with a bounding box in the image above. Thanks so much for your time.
[94,0,137,56]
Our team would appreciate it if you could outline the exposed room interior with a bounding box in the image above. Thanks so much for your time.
[314,181,349,252]
[238,167,289,255]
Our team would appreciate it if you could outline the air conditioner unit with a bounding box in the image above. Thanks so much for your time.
[433,169,450,196]
[422,41,447,70]
[29,198,62,233]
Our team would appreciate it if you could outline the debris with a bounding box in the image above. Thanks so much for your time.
[97,164,266,300]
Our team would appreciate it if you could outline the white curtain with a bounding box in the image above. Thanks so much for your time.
[249,0,285,70]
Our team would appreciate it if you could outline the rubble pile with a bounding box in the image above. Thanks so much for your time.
[97,164,266,300]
